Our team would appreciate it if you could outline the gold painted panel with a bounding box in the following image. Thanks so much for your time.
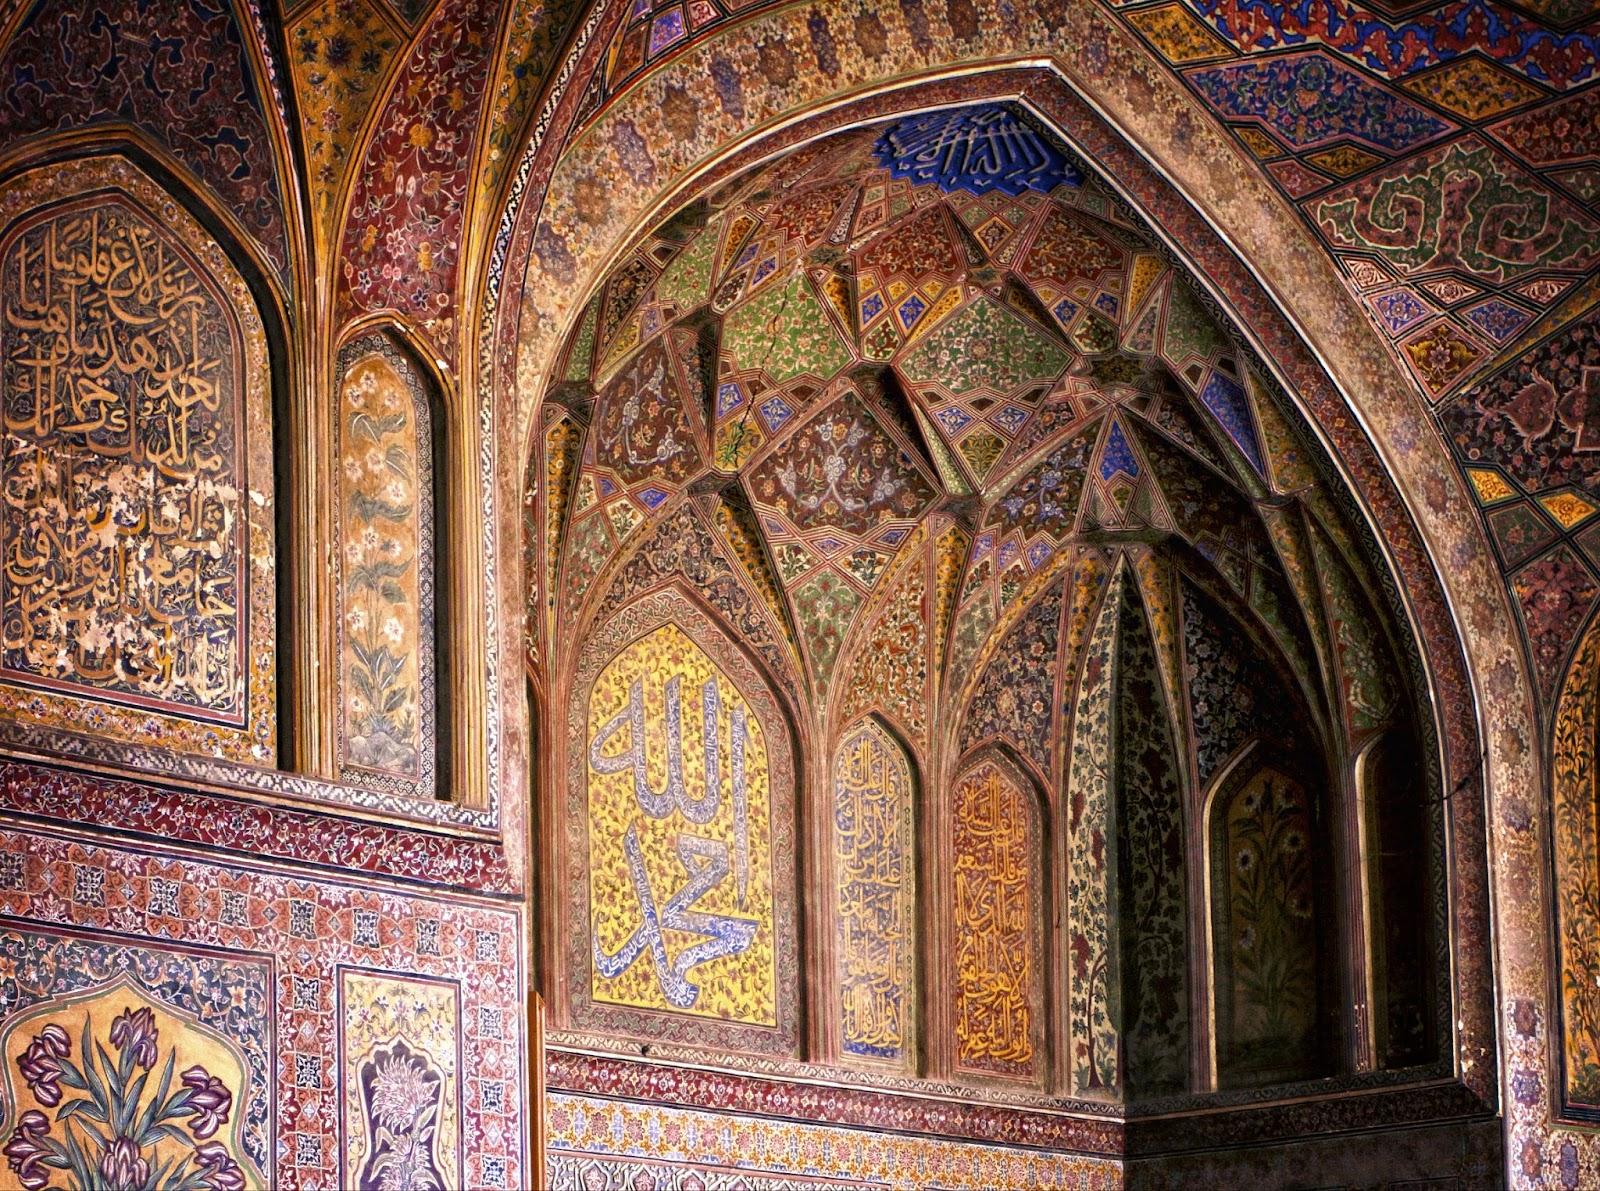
[0,977,263,1190]
[0,159,275,764]
[586,621,777,1025]
[951,759,1041,1081]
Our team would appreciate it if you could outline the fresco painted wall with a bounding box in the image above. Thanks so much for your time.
[832,718,916,1067]
[0,805,526,1191]
[951,758,1043,1084]
[335,336,440,798]
[565,588,799,1056]
[0,158,276,766]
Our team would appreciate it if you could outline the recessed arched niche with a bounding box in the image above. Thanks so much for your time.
[562,587,799,1057]
[528,98,1446,1112]
[831,716,917,1068]
[333,331,446,799]
[949,753,1046,1086]
[0,157,276,764]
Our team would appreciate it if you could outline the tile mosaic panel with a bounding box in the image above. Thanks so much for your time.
[547,1091,1120,1188]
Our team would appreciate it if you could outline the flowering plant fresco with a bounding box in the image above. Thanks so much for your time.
[1214,769,1321,1083]
[356,1039,445,1191]
[337,346,436,793]
[3,1005,245,1191]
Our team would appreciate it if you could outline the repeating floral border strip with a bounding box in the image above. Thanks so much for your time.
[0,762,515,893]
[548,1091,1121,1188]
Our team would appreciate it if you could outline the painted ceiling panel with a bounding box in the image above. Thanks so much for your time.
[551,101,1416,755]
[0,0,289,276]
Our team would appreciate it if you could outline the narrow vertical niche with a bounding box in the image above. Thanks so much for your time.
[832,716,917,1069]
[1357,726,1437,1068]
[1208,759,1337,1088]
[333,332,447,799]
[949,753,1045,1085]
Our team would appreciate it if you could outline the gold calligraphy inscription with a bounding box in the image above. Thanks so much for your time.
[0,197,246,720]
[587,622,776,1024]
[834,720,914,1062]
[953,760,1038,1078]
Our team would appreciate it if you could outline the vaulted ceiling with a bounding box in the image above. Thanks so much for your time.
[541,105,1405,772]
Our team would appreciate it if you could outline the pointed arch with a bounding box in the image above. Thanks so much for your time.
[559,585,800,1057]
[948,749,1047,1085]
[333,327,449,798]
[830,714,918,1068]
[0,154,280,768]
[1205,751,1337,1089]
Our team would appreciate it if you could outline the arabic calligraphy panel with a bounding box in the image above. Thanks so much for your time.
[951,757,1042,1082]
[586,620,777,1025]
[0,161,275,764]
[336,337,438,797]
[832,719,915,1065]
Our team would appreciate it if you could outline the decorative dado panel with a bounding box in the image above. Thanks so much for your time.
[0,814,525,1191]
[0,928,272,1191]
[547,1091,1121,1189]
[338,970,461,1190]
[564,587,798,1055]
[335,336,439,799]
[0,157,276,767]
